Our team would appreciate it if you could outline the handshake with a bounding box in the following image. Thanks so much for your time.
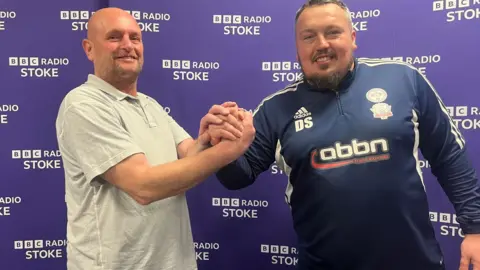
[197,101,256,158]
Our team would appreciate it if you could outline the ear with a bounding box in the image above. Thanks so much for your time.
[82,39,94,61]
[351,31,358,50]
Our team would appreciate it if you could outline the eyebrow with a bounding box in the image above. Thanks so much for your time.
[299,28,316,35]
[105,29,140,36]
[299,25,344,34]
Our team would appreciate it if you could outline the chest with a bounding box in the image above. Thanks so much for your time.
[115,100,178,165]
[276,85,417,167]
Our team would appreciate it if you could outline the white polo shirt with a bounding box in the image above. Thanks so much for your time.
[56,74,196,270]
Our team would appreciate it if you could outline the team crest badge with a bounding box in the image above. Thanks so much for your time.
[366,88,387,103]
[370,103,393,120]
[366,88,392,120]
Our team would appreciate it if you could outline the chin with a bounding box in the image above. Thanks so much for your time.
[116,69,138,77]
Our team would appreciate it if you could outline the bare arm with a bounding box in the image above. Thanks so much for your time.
[58,100,248,206]
[103,142,241,205]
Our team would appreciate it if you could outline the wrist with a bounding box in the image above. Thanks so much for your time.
[217,141,246,163]
[194,138,211,152]
[185,139,211,157]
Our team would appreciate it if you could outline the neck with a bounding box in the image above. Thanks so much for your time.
[349,59,355,71]
[97,72,138,96]
[110,78,137,96]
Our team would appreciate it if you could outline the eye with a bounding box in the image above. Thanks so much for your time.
[326,30,341,36]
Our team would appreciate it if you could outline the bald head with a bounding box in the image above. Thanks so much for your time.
[87,7,138,41]
[82,7,144,92]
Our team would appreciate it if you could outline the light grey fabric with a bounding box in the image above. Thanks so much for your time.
[56,74,196,270]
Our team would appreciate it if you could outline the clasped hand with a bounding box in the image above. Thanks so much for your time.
[198,101,255,154]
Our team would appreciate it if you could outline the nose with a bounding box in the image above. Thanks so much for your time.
[315,35,330,51]
[120,35,133,50]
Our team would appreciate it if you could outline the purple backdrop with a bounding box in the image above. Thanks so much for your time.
[1,0,479,269]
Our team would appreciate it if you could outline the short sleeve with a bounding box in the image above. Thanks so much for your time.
[165,113,192,146]
[58,100,144,183]
[146,97,191,146]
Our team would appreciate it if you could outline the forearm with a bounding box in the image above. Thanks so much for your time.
[216,155,256,190]
[136,145,236,204]
[185,139,210,157]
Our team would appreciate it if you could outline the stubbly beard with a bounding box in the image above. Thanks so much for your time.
[100,59,143,88]
[112,60,142,80]
[302,57,354,90]
[305,71,343,90]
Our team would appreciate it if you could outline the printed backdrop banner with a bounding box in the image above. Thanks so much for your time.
[1,0,479,269]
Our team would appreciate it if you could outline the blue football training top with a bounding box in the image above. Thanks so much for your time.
[216,57,480,270]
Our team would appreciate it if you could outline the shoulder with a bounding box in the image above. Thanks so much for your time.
[357,57,421,77]
[59,82,116,113]
[56,83,119,134]
[357,57,434,91]
[253,78,303,116]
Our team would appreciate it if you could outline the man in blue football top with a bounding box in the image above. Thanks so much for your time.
[212,0,480,269]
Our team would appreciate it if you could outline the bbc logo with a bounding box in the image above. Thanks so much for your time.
[213,15,242,24]
[261,244,289,254]
[212,197,240,207]
[125,10,141,20]
[162,60,191,69]
[60,11,91,20]
[433,0,471,11]
[12,150,42,159]
[14,240,44,250]
[262,62,293,71]
[446,106,468,117]
[9,57,38,67]
[429,212,459,224]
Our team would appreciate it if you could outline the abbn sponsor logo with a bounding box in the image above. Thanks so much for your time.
[350,9,381,32]
[260,244,299,266]
[379,54,441,75]
[194,242,220,261]
[162,59,220,81]
[11,149,62,170]
[14,239,67,260]
[0,104,19,125]
[0,10,17,31]
[213,14,271,35]
[8,57,69,78]
[212,197,268,219]
[446,105,480,130]
[430,211,464,237]
[311,138,390,170]
[262,61,302,83]
[432,0,480,22]
[0,196,22,217]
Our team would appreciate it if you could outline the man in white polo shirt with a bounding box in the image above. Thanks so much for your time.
[55,7,255,270]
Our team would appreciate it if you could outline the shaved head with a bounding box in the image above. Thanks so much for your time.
[87,8,133,40]
[82,7,144,94]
